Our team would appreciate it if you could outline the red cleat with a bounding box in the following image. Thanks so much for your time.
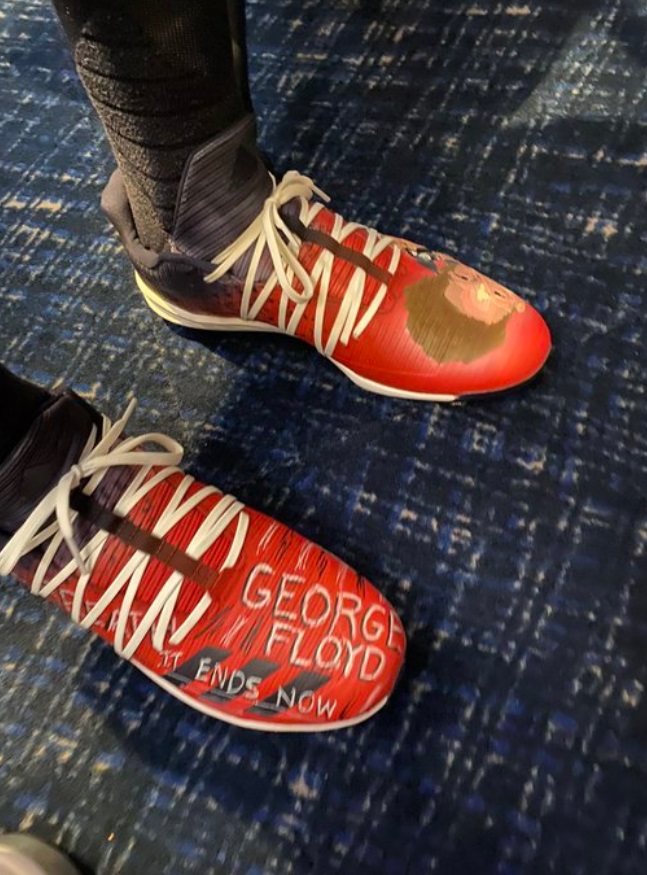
[0,390,405,731]
[104,118,552,403]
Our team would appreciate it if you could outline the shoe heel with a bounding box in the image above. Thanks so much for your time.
[134,271,277,334]
[134,271,193,328]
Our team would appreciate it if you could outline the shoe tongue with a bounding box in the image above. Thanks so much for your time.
[172,114,273,263]
[0,390,102,535]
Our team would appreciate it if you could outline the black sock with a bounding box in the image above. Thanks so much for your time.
[0,365,51,465]
[52,0,253,251]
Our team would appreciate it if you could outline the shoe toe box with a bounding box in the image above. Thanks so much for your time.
[189,521,406,731]
[254,565,406,730]
[480,297,552,394]
[346,252,551,399]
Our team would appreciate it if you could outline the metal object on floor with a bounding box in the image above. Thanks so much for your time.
[0,835,80,875]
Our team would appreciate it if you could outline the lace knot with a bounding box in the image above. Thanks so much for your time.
[68,463,84,488]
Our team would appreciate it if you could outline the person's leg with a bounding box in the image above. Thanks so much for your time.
[52,0,252,251]
[227,0,254,115]
[0,364,51,463]
[0,365,102,534]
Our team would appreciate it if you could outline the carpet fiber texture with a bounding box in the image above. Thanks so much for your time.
[0,1,645,873]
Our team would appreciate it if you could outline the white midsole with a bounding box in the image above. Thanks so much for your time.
[135,271,458,402]
[132,659,390,732]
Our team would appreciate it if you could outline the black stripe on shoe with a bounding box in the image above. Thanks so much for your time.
[164,647,231,687]
[245,671,331,717]
[200,657,280,703]
[69,490,220,588]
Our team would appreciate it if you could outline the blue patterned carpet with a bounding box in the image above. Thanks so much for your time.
[1,1,646,873]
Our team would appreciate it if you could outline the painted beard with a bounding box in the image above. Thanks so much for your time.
[404,268,512,364]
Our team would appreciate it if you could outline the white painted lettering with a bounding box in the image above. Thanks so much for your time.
[266,620,297,657]
[212,663,228,687]
[361,604,387,642]
[359,646,386,682]
[302,584,332,627]
[275,573,305,620]
[298,691,315,713]
[225,670,246,696]
[196,657,212,682]
[276,686,296,709]
[244,676,261,700]
[343,641,366,678]
[332,592,362,638]
[242,563,274,609]
[315,635,344,669]
[289,628,312,668]
[160,650,183,670]
[387,611,405,653]
[317,697,337,719]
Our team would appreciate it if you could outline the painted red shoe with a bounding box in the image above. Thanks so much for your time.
[104,117,551,401]
[0,390,405,731]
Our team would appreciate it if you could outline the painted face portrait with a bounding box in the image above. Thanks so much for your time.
[404,264,524,364]
[443,264,525,325]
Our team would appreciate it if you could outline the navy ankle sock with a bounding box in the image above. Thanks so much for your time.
[52,0,253,251]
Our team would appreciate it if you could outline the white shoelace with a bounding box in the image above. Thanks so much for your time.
[204,171,402,357]
[0,401,249,660]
